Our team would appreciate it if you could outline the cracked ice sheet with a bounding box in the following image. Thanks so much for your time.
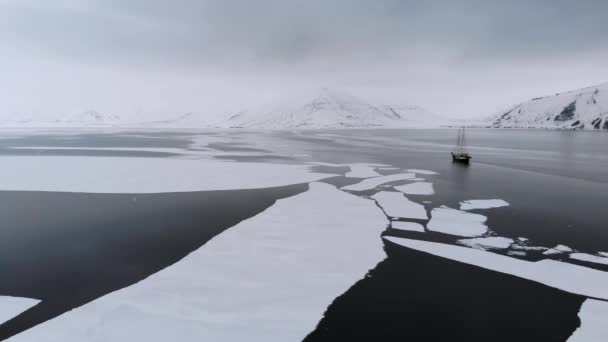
[11,183,387,342]
[341,173,416,192]
[427,207,488,237]
[568,300,608,342]
[0,297,39,325]
[0,156,332,193]
[383,237,608,301]
[458,237,514,250]
[395,182,434,195]
[371,191,428,220]
[460,199,510,211]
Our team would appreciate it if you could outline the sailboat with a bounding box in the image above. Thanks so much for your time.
[451,127,471,164]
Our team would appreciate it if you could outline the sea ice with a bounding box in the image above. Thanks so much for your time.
[384,237,608,301]
[341,173,416,192]
[570,253,608,266]
[0,156,332,193]
[394,182,434,195]
[0,296,39,325]
[568,300,608,342]
[391,221,425,233]
[427,207,488,237]
[371,191,428,220]
[11,182,387,342]
[344,165,381,178]
[544,245,574,255]
[406,169,438,175]
[459,199,510,211]
[458,237,514,250]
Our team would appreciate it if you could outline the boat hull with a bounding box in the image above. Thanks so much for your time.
[451,152,471,164]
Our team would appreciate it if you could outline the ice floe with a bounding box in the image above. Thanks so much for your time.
[427,207,488,237]
[459,199,510,211]
[391,221,425,233]
[0,296,39,325]
[570,253,608,266]
[544,245,574,255]
[371,191,428,220]
[345,165,381,178]
[0,156,332,193]
[511,244,548,252]
[11,182,387,342]
[341,173,416,192]
[394,182,434,195]
[384,237,608,301]
[568,300,608,342]
[406,169,438,175]
[458,237,514,250]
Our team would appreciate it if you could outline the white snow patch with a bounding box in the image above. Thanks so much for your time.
[599,252,608,258]
[568,300,608,342]
[344,165,381,178]
[394,182,434,195]
[406,169,438,175]
[341,173,416,191]
[427,207,488,237]
[458,237,514,250]
[391,221,425,233]
[11,182,387,342]
[371,191,428,220]
[0,156,331,193]
[570,253,608,266]
[383,237,608,300]
[459,199,510,211]
[0,297,39,325]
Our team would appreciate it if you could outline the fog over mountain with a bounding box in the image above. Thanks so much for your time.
[1,0,607,121]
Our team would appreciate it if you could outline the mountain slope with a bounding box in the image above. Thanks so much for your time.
[490,83,608,130]
[217,88,446,129]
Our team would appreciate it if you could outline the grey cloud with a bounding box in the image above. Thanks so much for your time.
[3,0,606,68]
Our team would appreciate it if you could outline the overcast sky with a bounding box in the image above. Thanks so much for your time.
[1,0,607,120]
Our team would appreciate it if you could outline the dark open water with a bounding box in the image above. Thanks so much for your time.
[0,128,605,341]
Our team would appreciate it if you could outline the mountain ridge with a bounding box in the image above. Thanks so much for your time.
[489,82,608,130]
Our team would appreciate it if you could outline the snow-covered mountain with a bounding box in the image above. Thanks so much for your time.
[139,112,223,128]
[216,88,446,129]
[489,82,608,130]
[51,110,121,127]
[0,110,121,128]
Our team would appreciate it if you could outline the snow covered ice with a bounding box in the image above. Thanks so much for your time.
[427,207,488,237]
[460,199,510,211]
[371,191,428,220]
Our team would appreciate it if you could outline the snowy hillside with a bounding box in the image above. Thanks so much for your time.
[489,82,608,130]
[216,88,446,129]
